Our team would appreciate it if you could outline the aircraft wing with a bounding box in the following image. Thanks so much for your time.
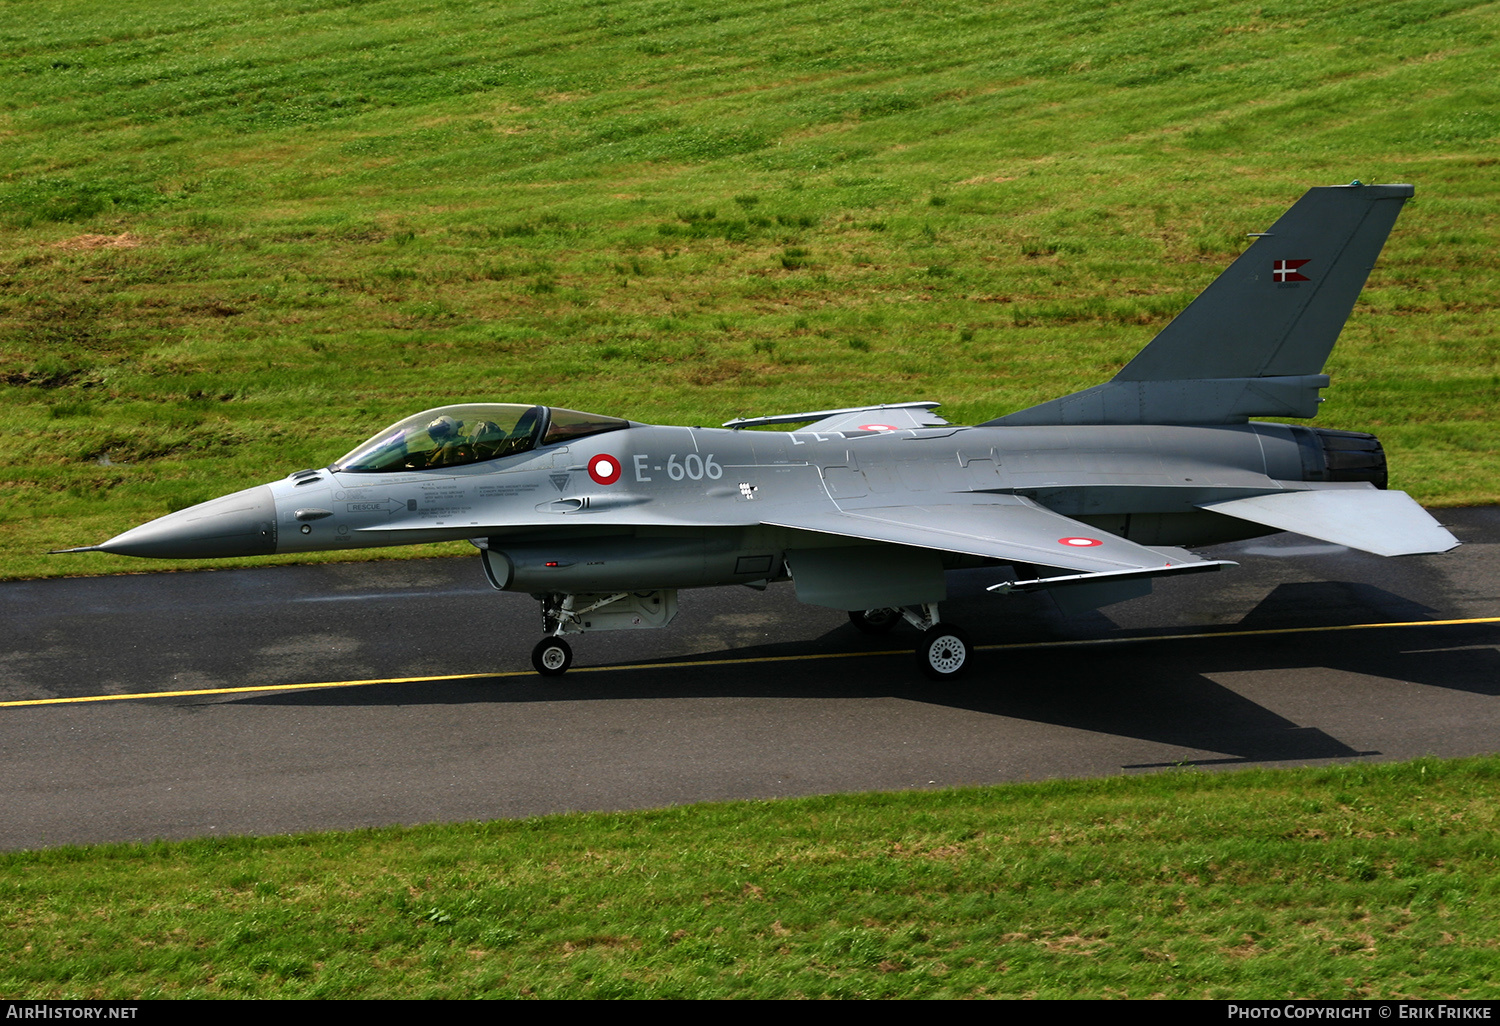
[762,494,1231,576]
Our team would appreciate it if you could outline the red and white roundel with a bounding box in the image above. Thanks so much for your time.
[1058,536,1102,547]
[859,423,898,432]
[587,453,621,485]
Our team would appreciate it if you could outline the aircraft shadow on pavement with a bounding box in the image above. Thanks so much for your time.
[238,580,1498,769]
[1227,580,1445,631]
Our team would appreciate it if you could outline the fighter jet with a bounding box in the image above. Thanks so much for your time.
[59,182,1458,678]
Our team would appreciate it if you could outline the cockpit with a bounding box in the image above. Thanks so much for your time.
[332,404,628,474]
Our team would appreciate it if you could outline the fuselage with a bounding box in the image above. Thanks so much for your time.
[98,417,1374,594]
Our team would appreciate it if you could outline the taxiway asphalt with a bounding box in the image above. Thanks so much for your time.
[2,508,1496,850]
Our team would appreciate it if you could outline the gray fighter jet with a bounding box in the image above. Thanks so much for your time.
[61,182,1458,678]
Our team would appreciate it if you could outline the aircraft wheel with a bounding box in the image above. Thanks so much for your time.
[848,607,901,634]
[531,637,573,677]
[917,624,971,681]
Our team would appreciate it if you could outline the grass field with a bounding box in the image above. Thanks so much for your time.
[4,757,1499,999]
[2,0,1497,579]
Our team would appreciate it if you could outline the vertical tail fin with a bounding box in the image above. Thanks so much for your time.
[990,183,1413,426]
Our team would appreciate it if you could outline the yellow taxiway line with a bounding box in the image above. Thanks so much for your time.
[3,616,1497,710]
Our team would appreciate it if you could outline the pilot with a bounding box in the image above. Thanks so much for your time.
[423,415,467,467]
[469,420,507,460]
[472,407,541,461]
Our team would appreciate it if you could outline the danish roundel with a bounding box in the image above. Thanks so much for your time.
[1058,536,1102,547]
[587,453,622,486]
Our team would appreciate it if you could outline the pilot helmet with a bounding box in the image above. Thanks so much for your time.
[427,415,459,441]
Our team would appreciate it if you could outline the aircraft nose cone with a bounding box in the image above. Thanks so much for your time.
[98,485,279,559]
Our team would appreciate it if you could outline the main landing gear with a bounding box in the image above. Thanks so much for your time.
[917,623,971,680]
[847,607,902,634]
[851,603,973,681]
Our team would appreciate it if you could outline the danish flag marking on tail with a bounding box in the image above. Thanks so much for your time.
[1273,258,1311,283]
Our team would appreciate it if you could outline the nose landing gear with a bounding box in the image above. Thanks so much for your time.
[531,636,573,676]
[527,590,679,677]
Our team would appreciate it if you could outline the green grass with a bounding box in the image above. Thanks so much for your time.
[2,0,1497,578]
[4,756,1499,998]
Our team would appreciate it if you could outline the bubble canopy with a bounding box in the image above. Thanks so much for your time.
[332,404,628,474]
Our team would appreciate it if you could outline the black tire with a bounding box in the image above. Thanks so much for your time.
[917,624,971,681]
[848,607,901,634]
[531,637,573,677]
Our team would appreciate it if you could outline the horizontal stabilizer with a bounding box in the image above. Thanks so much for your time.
[1200,488,1458,556]
[724,402,947,432]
